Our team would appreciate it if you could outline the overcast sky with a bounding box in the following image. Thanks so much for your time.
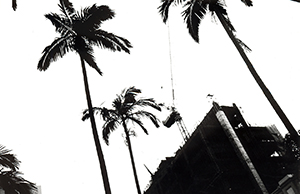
[0,0,299,194]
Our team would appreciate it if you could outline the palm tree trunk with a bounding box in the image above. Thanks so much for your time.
[213,102,269,194]
[122,121,142,194]
[80,55,112,194]
[215,10,299,144]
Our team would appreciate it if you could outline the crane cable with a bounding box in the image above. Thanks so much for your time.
[167,20,176,107]
[167,20,190,142]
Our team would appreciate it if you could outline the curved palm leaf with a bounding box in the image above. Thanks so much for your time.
[0,145,20,171]
[45,13,75,35]
[77,42,103,75]
[12,0,17,11]
[127,116,148,135]
[131,110,160,128]
[158,0,185,23]
[0,171,36,194]
[80,5,115,31]
[82,107,100,121]
[123,86,141,103]
[182,0,207,43]
[134,98,162,111]
[102,118,119,144]
[209,1,235,32]
[38,35,72,71]
[59,0,76,22]
[241,0,253,6]
[87,30,132,54]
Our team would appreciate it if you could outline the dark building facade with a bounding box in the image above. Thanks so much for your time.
[144,103,299,194]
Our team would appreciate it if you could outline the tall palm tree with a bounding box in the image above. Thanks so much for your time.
[37,1,132,194]
[0,145,37,194]
[82,87,162,194]
[158,0,299,144]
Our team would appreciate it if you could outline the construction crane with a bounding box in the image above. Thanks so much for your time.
[162,21,190,142]
[163,107,190,142]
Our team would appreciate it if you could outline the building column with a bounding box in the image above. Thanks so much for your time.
[213,102,269,194]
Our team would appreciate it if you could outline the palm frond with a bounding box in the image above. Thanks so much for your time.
[82,107,100,121]
[89,30,132,54]
[123,86,141,97]
[182,0,207,43]
[79,46,103,76]
[97,107,114,121]
[158,0,186,22]
[241,0,253,6]
[0,171,37,194]
[236,36,252,52]
[45,13,75,35]
[132,110,160,128]
[59,0,76,21]
[80,5,115,31]
[12,0,17,11]
[102,119,119,145]
[123,86,141,103]
[37,35,72,71]
[0,145,20,171]
[82,109,90,121]
[112,96,123,111]
[128,116,149,135]
[158,0,175,23]
[209,1,235,32]
[134,98,162,111]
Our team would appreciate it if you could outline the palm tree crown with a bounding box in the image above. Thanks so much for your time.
[38,0,132,75]
[159,0,252,44]
[83,86,162,144]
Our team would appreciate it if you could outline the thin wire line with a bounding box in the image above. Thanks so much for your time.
[167,20,176,107]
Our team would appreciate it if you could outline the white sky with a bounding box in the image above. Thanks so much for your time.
[0,0,299,194]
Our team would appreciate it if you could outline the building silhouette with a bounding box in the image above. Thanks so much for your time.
[144,102,299,194]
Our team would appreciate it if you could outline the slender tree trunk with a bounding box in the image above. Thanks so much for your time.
[215,10,299,144]
[213,102,269,194]
[122,121,142,194]
[80,55,112,194]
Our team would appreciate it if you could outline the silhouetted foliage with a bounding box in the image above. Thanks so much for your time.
[0,145,20,171]
[82,86,161,194]
[158,0,251,49]
[38,0,132,74]
[158,0,300,144]
[82,86,161,144]
[12,0,17,11]
[37,1,132,194]
[0,145,37,194]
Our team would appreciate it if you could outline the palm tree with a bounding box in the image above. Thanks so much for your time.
[0,145,37,194]
[158,0,299,144]
[82,87,162,194]
[37,1,132,194]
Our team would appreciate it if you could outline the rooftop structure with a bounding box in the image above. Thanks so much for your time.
[144,103,299,194]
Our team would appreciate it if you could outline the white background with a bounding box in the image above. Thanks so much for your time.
[0,0,299,193]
